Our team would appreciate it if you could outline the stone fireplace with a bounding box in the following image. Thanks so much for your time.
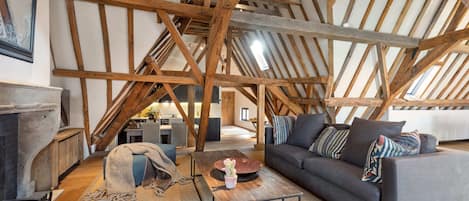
[0,81,61,199]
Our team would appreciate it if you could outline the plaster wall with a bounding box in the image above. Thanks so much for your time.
[389,109,469,141]
[0,0,50,86]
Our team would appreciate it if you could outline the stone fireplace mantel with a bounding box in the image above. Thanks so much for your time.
[0,81,62,198]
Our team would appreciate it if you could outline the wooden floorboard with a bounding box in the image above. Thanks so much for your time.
[56,152,107,201]
[439,140,469,152]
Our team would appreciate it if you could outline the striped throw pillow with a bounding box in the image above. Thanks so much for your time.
[362,133,420,183]
[309,127,350,159]
[272,116,296,144]
[391,130,421,155]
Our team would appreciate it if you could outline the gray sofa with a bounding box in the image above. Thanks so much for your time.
[265,125,469,201]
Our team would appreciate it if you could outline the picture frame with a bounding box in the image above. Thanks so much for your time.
[0,0,36,63]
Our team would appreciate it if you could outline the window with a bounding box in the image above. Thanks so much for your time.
[240,108,249,121]
[406,66,438,97]
[250,40,269,71]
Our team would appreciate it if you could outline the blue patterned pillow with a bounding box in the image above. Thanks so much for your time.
[362,132,421,183]
[309,127,350,159]
[272,116,295,144]
[391,130,421,155]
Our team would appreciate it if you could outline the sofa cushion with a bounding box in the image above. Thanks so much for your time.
[419,134,437,154]
[362,134,419,183]
[266,144,316,168]
[309,127,350,159]
[391,131,421,155]
[287,113,325,149]
[327,123,351,130]
[304,157,381,201]
[341,118,405,167]
[272,115,296,144]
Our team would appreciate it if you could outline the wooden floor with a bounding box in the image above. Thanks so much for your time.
[56,152,107,201]
[56,126,469,201]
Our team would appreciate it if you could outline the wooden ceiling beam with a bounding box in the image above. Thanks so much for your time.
[287,76,328,84]
[157,10,204,84]
[267,86,304,114]
[324,98,469,107]
[419,28,469,50]
[370,42,460,120]
[53,69,199,84]
[79,0,213,20]
[230,11,420,48]
[54,68,319,86]
[146,57,198,140]
[452,43,469,54]
[290,97,321,106]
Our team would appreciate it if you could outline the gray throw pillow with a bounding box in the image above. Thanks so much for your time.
[286,113,325,149]
[341,117,405,167]
[419,133,438,154]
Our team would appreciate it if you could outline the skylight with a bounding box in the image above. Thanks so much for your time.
[250,40,269,71]
[406,66,438,97]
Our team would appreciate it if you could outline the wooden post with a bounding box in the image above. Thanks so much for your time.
[196,0,239,152]
[127,8,134,74]
[99,3,113,109]
[376,43,390,99]
[225,27,233,75]
[325,0,336,123]
[187,85,196,147]
[66,0,91,150]
[255,84,265,150]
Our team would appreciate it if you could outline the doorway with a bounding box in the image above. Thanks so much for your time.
[221,91,235,126]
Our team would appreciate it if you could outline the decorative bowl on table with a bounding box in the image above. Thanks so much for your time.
[211,157,262,182]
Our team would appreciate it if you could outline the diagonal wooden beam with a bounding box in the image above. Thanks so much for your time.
[196,0,239,152]
[95,67,156,150]
[157,10,204,84]
[235,87,257,104]
[370,41,460,120]
[452,43,469,54]
[391,42,460,95]
[419,28,469,50]
[267,86,304,115]
[146,57,198,140]
[79,0,213,20]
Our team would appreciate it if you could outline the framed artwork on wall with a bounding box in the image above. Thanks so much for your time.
[0,0,36,63]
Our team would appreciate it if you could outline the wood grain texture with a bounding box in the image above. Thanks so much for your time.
[66,0,91,148]
[256,84,265,146]
[230,11,419,48]
[191,150,303,201]
[197,0,239,151]
[98,3,113,108]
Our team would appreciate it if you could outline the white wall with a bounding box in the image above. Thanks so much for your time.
[221,88,258,131]
[0,0,50,86]
[50,1,167,131]
[389,109,469,142]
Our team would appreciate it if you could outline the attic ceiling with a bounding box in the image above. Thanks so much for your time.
[51,0,469,151]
